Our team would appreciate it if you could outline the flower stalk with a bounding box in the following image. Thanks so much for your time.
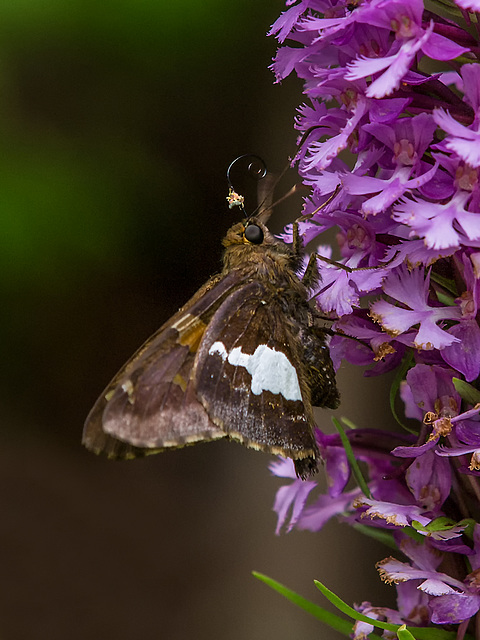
[268,0,480,633]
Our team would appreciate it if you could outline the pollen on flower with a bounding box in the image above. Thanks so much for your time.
[406,257,423,270]
[353,498,407,526]
[377,512,403,525]
[423,412,438,424]
[376,558,407,585]
[469,451,480,471]
[373,343,396,361]
[427,417,453,441]
[368,310,401,336]
[414,340,434,351]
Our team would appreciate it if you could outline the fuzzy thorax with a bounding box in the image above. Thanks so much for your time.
[221,219,304,290]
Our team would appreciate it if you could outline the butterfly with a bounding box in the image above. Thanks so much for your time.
[83,170,340,480]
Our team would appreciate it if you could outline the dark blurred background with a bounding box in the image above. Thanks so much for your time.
[0,2,397,639]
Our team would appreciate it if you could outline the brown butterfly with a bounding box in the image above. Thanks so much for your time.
[83,162,339,479]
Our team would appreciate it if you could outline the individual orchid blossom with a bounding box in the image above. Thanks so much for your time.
[264,0,480,637]
[369,266,461,350]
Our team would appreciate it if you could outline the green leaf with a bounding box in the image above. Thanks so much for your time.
[429,272,458,297]
[352,524,398,550]
[429,517,456,531]
[398,624,418,640]
[333,417,371,498]
[340,416,358,430]
[403,526,427,543]
[458,518,476,540]
[254,573,472,640]
[314,580,399,632]
[252,572,356,637]
[411,517,456,533]
[424,0,470,20]
[390,351,417,434]
[412,516,472,538]
[411,520,434,533]
[314,580,467,640]
[434,290,456,306]
[452,378,480,405]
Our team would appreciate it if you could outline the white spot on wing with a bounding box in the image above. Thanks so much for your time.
[209,341,228,361]
[208,341,302,401]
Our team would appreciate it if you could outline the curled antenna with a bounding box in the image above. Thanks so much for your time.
[225,129,338,223]
[226,154,267,219]
[292,125,325,163]
[233,131,325,222]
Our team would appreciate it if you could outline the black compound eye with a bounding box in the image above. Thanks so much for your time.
[244,223,264,244]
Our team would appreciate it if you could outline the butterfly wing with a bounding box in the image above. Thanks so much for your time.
[83,271,244,458]
[194,281,319,474]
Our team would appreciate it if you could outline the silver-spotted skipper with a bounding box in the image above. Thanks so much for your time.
[83,165,340,479]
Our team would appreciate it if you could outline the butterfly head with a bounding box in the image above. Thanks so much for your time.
[222,218,275,250]
[223,155,303,277]
[221,217,300,281]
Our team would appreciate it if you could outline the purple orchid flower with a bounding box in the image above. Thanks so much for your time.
[268,0,480,633]
[370,266,461,350]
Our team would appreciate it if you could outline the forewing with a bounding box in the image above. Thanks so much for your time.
[194,282,318,465]
[83,271,244,457]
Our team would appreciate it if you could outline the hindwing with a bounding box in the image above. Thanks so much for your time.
[84,272,321,474]
[194,281,318,466]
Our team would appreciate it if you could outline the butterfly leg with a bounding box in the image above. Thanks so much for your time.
[302,252,320,290]
[292,221,321,290]
[292,220,302,258]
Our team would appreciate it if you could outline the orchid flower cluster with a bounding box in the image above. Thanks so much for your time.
[266,0,480,635]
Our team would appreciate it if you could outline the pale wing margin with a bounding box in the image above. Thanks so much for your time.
[83,271,244,457]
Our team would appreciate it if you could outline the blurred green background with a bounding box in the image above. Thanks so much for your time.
[0,2,396,639]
